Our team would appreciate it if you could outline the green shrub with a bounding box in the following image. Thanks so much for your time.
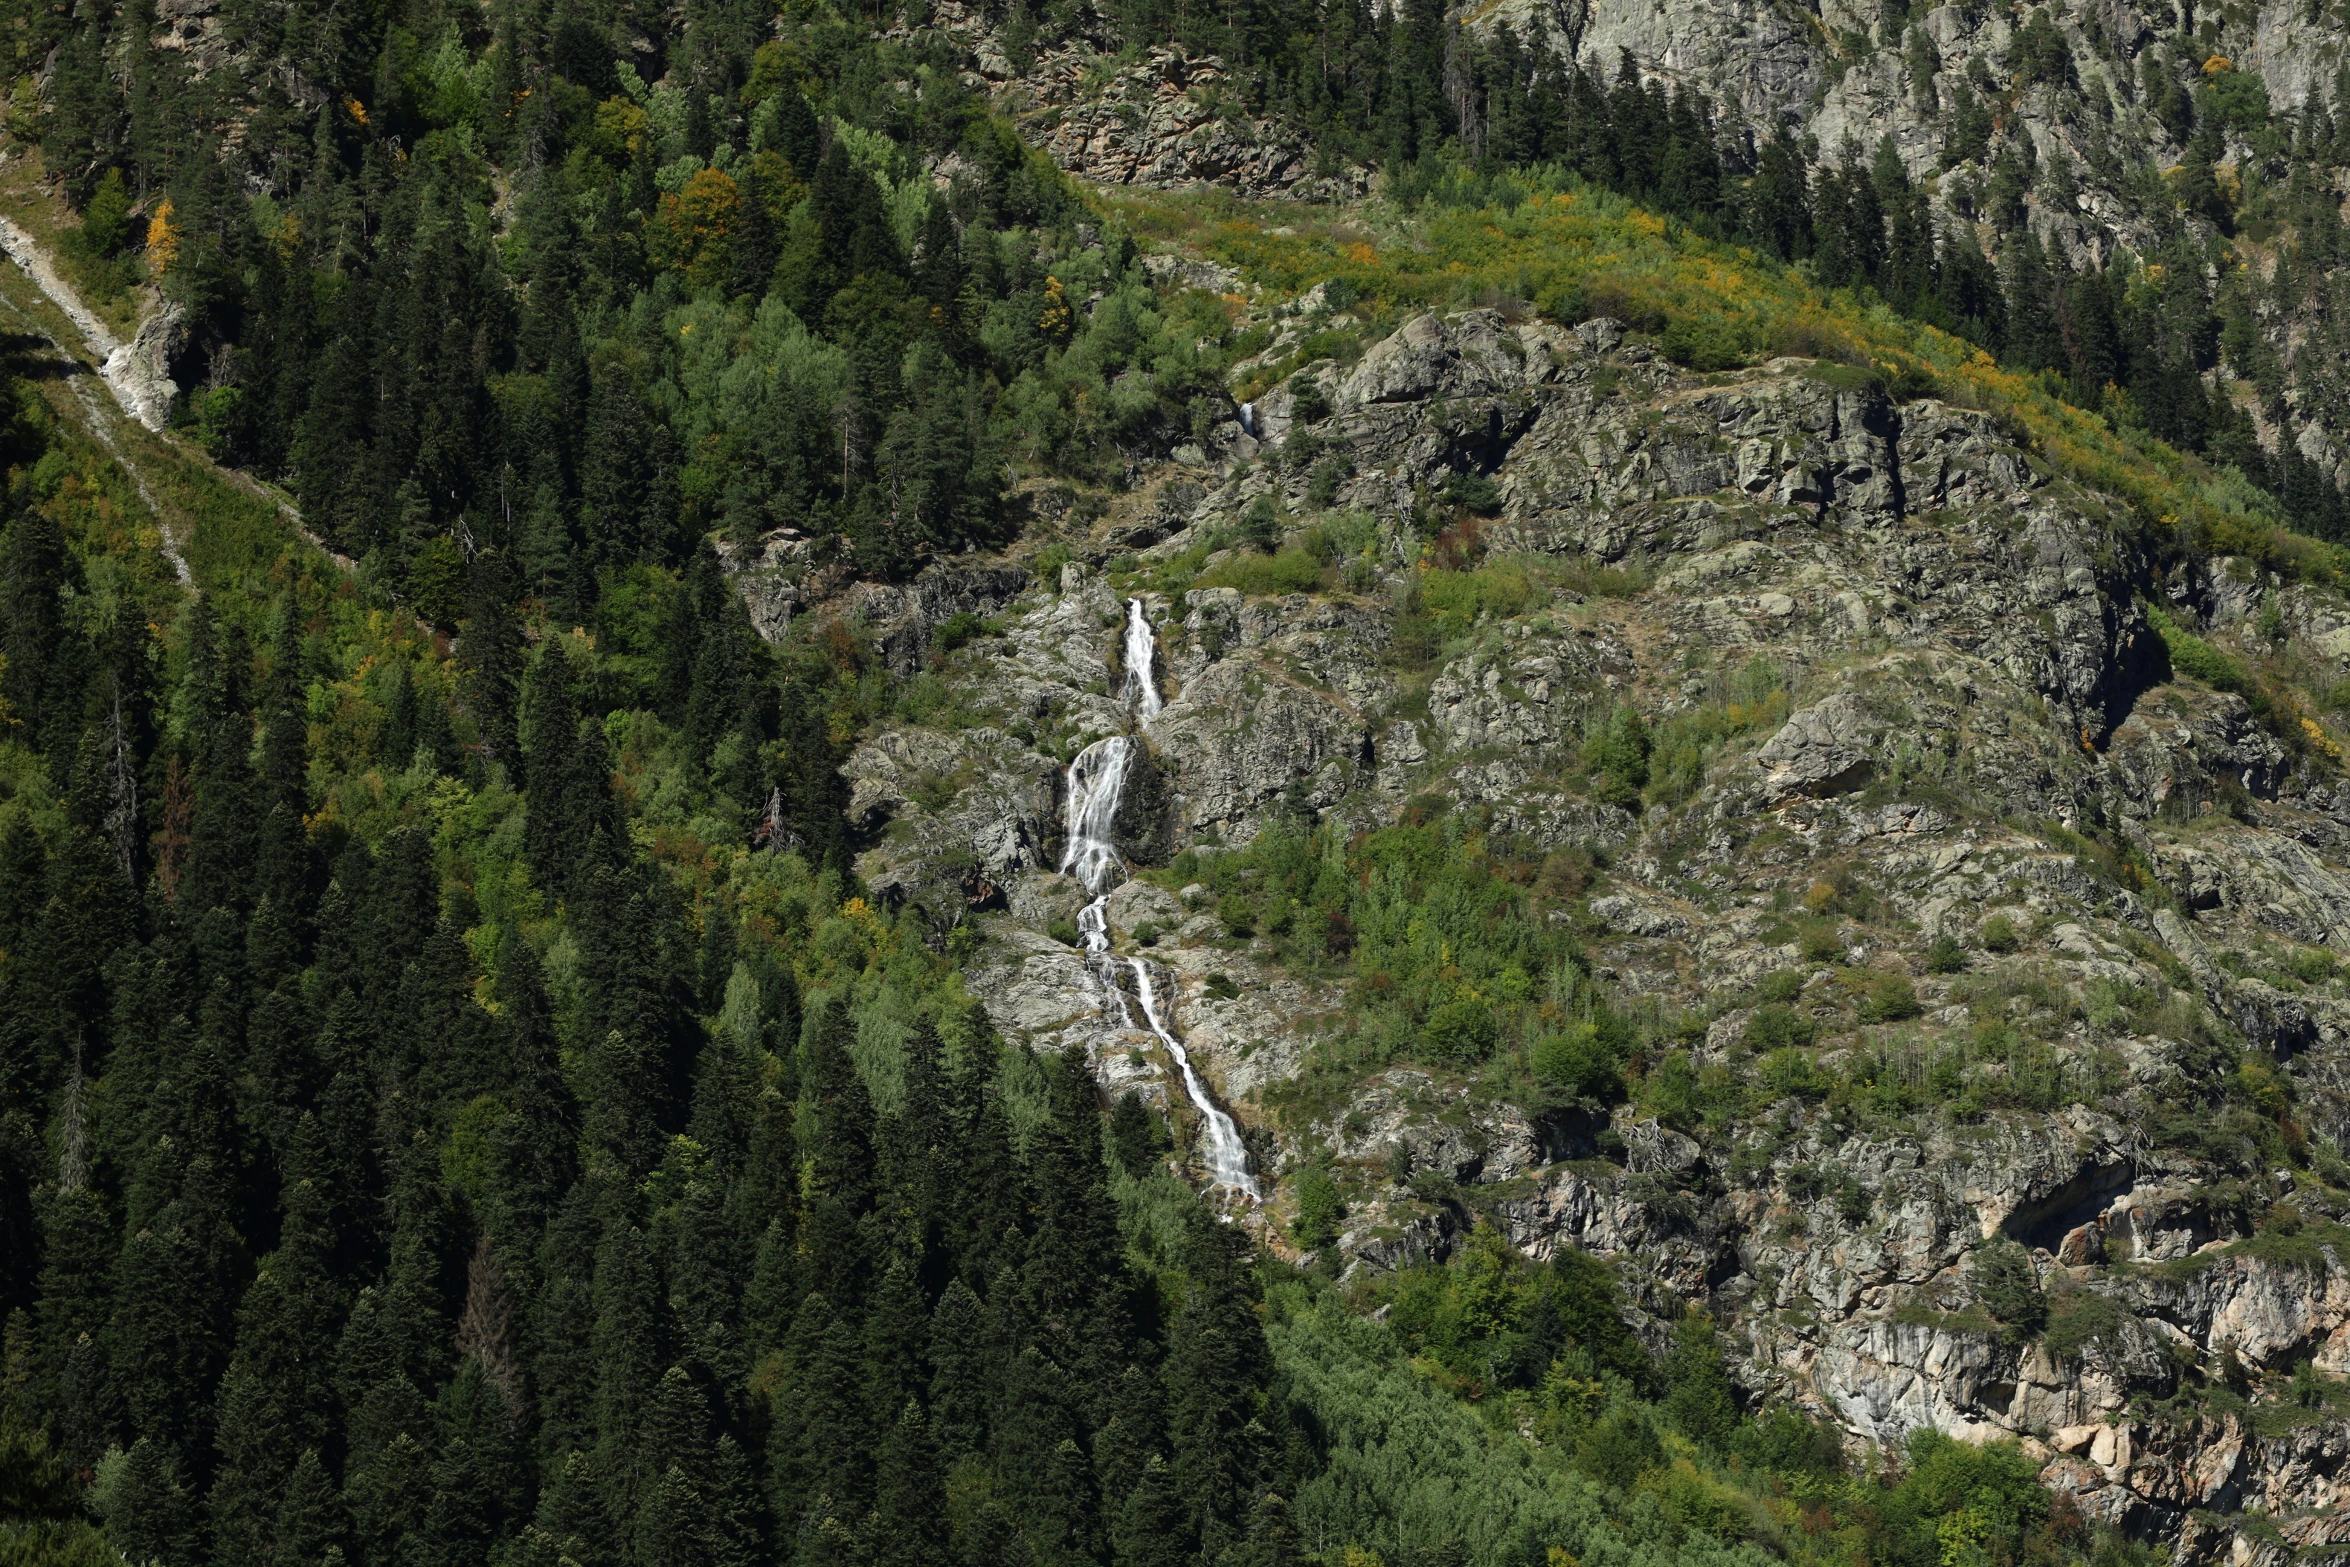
[1293,1163,1342,1249]
[1423,998,1500,1061]
[2147,604,2250,695]
[1786,1162,1867,1217]
[1755,969,1804,1003]
[1926,934,1968,974]
[81,168,132,256]
[1895,1430,2049,1548]
[1972,1236,2046,1334]
[1238,492,1284,552]
[935,610,1001,654]
[1641,1051,1703,1128]
[1583,704,1650,812]
[192,385,246,460]
[1574,1407,1664,1488]
[1290,375,1330,424]
[1978,914,2020,953]
[1796,917,1845,964]
[1048,915,1081,947]
[1307,457,1354,508]
[1731,1406,1847,1475]
[1745,1003,1817,1051]
[1661,312,1760,371]
[2041,1290,2129,1362]
[1857,971,1922,1023]
[1217,892,1256,938]
[1196,548,1323,596]
[1662,1308,1740,1449]
[1418,559,1538,636]
[1440,469,1504,514]
[1106,1089,1164,1177]
[1531,1022,1625,1103]
[1758,1045,1824,1098]
[1033,542,1073,586]
[2289,947,2337,985]
[1203,972,1241,1000]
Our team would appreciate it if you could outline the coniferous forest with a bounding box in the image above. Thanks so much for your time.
[2,0,2336,1557]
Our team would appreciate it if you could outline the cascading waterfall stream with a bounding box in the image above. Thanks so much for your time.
[1121,596,1163,722]
[1132,960,1258,1198]
[1058,597,1257,1199]
[1059,734,1135,1029]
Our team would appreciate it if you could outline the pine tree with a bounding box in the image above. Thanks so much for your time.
[705,1434,765,1567]
[0,504,81,757]
[1743,135,1812,261]
[1999,230,2064,374]
[799,1000,875,1301]
[1092,1361,1163,1505]
[861,1259,929,1430]
[208,1174,343,1567]
[461,550,524,778]
[523,637,611,898]
[1662,1306,1740,1449]
[771,90,820,179]
[928,1278,989,1458]
[523,1449,614,1567]
[104,1437,198,1567]
[273,1448,349,1565]
[405,915,499,1112]
[1022,1047,1129,1400]
[768,1294,872,1530]
[530,1188,602,1464]
[1113,1451,1191,1567]
[252,613,314,926]
[591,1221,665,1509]
[489,935,581,1241]
[867,1401,945,1567]
[1164,1212,1271,1556]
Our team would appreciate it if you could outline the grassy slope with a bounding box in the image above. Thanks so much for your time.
[1109,176,2342,588]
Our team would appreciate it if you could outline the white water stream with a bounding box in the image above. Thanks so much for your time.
[1058,597,1258,1199]
[1121,596,1163,721]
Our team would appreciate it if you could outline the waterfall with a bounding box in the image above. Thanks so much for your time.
[1059,734,1135,1028]
[1133,960,1259,1197]
[1058,596,1256,1200]
[1121,596,1163,721]
[1059,735,1133,897]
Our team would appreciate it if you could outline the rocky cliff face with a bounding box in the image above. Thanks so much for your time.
[783,294,2350,1561]
[938,0,2350,477]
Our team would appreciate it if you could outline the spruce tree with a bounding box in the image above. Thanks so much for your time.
[208,1174,342,1567]
[799,1000,875,1302]
[590,1220,665,1507]
[927,1278,989,1458]
[867,1401,945,1567]
[273,1448,349,1565]
[1164,1213,1272,1556]
[1113,1451,1191,1567]
[104,1437,198,1567]
[461,550,524,778]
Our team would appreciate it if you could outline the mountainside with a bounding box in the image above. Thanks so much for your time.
[13,0,2350,1564]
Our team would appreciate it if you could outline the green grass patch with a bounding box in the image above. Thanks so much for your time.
[2041,1290,2131,1362]
[1417,558,1542,636]
[1109,177,2350,589]
[1194,546,1327,595]
[1891,1302,2004,1337]
[2145,603,2251,695]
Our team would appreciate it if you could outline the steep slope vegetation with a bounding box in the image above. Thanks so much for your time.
[8,0,2350,1563]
